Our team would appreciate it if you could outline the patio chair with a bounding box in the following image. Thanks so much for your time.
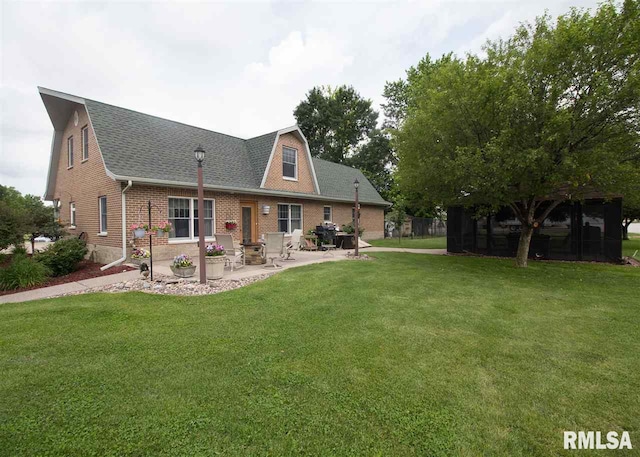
[283,229,303,260]
[214,233,244,271]
[264,232,285,268]
[300,234,319,251]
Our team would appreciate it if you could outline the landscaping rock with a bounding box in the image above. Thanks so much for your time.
[57,273,274,298]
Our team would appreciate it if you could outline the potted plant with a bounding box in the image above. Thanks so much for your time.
[131,247,150,265]
[225,219,238,230]
[130,223,148,239]
[152,221,172,237]
[170,254,196,278]
[205,243,226,279]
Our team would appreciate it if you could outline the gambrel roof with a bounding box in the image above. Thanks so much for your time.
[40,87,389,206]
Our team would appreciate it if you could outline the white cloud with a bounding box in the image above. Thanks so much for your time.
[245,30,353,86]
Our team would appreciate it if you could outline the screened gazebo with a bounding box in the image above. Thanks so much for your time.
[447,198,623,262]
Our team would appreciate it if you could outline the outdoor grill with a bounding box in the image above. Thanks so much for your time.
[315,225,336,246]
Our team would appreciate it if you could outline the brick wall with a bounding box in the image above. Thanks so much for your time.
[124,186,384,259]
[52,105,123,262]
[263,132,316,194]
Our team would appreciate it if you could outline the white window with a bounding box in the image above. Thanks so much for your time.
[282,146,297,180]
[168,197,215,240]
[67,136,74,168]
[277,203,302,233]
[99,196,107,234]
[70,202,76,228]
[82,126,89,161]
[323,205,332,222]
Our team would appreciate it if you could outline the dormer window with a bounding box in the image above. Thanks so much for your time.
[282,146,297,180]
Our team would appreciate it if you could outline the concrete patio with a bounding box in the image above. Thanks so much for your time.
[145,248,352,281]
[143,246,447,281]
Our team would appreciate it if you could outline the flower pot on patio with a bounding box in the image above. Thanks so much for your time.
[206,256,225,280]
[133,228,146,239]
[170,265,196,278]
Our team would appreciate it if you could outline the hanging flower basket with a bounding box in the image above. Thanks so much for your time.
[130,223,148,239]
[151,221,172,238]
[225,220,238,230]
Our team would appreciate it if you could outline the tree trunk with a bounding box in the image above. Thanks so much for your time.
[515,225,533,268]
[622,220,631,240]
[30,236,35,255]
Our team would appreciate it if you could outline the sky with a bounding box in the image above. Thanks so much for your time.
[1,0,602,198]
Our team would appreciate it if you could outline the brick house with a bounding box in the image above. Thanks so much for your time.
[40,87,389,265]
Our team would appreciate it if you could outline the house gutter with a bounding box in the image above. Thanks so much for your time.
[105,173,392,207]
[100,180,133,270]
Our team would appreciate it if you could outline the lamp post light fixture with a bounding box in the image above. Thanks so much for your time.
[354,178,360,257]
[195,145,206,284]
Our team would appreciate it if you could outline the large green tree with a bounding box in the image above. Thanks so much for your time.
[395,0,640,267]
[294,85,378,164]
[348,129,396,201]
[0,185,62,252]
[623,192,640,240]
[294,85,396,201]
[0,186,26,250]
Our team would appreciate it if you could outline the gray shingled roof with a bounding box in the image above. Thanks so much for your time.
[312,158,387,205]
[82,98,388,205]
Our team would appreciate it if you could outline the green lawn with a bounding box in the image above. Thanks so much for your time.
[369,236,447,249]
[623,235,640,258]
[372,236,638,258]
[1,254,639,456]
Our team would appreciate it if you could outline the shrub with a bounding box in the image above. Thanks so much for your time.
[0,257,50,290]
[341,223,365,236]
[12,244,27,257]
[36,238,87,276]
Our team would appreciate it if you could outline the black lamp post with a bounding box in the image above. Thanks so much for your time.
[354,178,360,257]
[195,145,206,284]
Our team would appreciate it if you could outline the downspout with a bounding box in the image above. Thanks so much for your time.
[100,180,133,270]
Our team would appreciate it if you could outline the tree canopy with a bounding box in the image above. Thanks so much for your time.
[294,85,396,201]
[294,85,378,164]
[0,185,62,251]
[394,0,640,266]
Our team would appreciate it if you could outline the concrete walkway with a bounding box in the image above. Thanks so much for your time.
[0,270,140,304]
[364,247,447,255]
[0,247,446,304]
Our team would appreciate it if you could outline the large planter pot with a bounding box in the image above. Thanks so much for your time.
[205,256,225,280]
[170,265,196,278]
[133,228,146,239]
[130,258,150,266]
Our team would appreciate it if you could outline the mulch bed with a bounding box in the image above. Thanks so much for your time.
[0,259,136,296]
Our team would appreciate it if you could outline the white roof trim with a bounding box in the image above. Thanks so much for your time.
[38,86,85,104]
[259,125,320,194]
[39,87,118,200]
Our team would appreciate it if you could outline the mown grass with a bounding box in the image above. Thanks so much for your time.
[369,236,447,249]
[623,234,640,258]
[371,236,638,258]
[1,253,638,456]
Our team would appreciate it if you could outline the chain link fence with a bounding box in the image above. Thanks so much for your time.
[385,217,447,238]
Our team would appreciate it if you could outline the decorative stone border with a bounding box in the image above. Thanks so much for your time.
[58,273,275,298]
